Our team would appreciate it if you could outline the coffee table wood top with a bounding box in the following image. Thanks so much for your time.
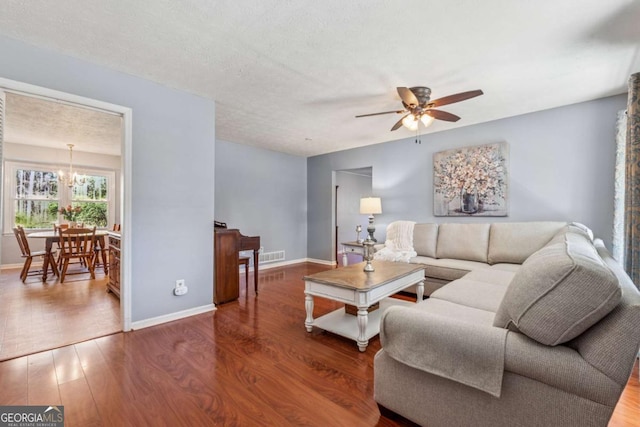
[303,261,425,290]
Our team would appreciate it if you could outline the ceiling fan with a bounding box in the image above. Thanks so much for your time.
[356,87,483,131]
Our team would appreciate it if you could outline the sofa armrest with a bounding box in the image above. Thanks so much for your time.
[504,332,622,406]
[379,306,507,397]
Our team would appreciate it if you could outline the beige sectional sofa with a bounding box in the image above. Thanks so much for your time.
[407,221,568,295]
[374,221,640,427]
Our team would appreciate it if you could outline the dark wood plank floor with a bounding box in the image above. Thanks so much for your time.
[0,262,637,426]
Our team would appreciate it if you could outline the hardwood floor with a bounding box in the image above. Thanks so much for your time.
[0,262,637,426]
[0,267,121,361]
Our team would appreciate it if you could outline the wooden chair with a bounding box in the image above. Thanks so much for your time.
[13,225,58,282]
[53,223,69,269]
[54,223,69,232]
[58,226,96,283]
[239,255,250,289]
[55,223,90,269]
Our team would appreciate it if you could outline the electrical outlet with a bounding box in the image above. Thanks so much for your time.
[174,279,187,296]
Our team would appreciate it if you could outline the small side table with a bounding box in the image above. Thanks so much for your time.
[341,241,365,266]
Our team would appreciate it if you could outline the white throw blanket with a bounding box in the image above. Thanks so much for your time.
[374,220,417,263]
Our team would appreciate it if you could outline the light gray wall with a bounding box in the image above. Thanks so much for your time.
[215,139,307,262]
[336,170,372,245]
[308,94,627,261]
[0,36,216,322]
[1,142,121,265]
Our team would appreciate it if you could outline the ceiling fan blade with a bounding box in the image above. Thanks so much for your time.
[425,109,461,122]
[391,114,409,131]
[355,109,405,118]
[397,87,419,106]
[428,90,484,108]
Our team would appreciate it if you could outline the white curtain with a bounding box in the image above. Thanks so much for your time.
[613,109,627,265]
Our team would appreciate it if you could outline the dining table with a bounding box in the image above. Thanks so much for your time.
[27,229,110,281]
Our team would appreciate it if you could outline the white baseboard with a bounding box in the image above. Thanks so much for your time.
[304,258,337,266]
[238,257,336,273]
[240,258,302,273]
[131,304,216,330]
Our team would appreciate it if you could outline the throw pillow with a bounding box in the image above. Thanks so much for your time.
[493,231,621,346]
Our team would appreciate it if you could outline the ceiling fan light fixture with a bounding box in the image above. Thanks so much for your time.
[355,86,483,132]
[402,114,419,131]
[420,114,434,128]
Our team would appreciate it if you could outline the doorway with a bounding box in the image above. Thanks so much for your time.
[335,167,373,266]
[0,77,131,361]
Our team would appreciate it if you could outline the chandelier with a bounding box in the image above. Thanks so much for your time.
[58,144,86,188]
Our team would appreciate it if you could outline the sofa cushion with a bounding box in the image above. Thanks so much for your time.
[430,278,510,312]
[493,231,621,346]
[414,298,495,325]
[411,256,489,281]
[489,263,521,273]
[488,221,566,265]
[436,223,490,262]
[413,223,438,258]
[464,268,516,287]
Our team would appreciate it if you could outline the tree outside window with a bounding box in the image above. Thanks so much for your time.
[71,175,108,227]
[7,161,115,230]
[14,168,59,228]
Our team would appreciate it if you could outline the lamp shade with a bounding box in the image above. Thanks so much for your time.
[401,114,419,131]
[360,197,382,215]
[420,114,435,127]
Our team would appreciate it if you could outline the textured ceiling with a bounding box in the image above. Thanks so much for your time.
[0,0,639,157]
[4,93,122,156]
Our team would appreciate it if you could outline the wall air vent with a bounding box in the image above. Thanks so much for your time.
[259,250,285,264]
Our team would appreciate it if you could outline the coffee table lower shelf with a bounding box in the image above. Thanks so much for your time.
[303,261,426,352]
[312,298,414,347]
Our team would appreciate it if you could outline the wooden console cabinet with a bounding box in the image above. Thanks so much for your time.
[107,232,121,298]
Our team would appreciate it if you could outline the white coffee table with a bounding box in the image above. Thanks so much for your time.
[303,261,425,351]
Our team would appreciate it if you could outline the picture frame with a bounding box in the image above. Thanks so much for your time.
[433,142,509,216]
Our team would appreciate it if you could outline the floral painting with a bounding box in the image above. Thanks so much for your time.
[433,142,508,216]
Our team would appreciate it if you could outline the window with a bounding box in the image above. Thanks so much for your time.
[4,161,116,230]
[72,175,109,227]
[13,167,59,228]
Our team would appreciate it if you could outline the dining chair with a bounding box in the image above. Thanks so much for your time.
[53,223,69,269]
[12,225,58,283]
[55,223,89,269]
[58,226,96,283]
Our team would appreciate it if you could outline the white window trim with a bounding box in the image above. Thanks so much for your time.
[3,160,116,233]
